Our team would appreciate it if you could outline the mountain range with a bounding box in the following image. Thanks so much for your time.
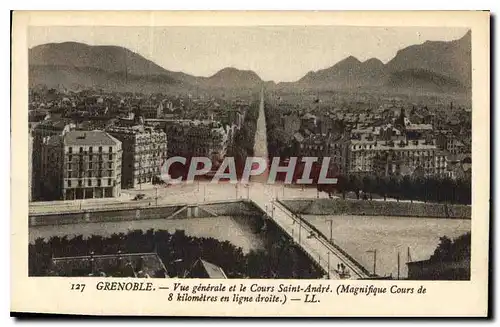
[29,30,471,96]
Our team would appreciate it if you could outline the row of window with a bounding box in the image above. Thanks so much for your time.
[67,162,114,170]
[351,151,435,157]
[67,179,114,187]
[68,146,114,154]
[66,170,115,178]
[67,154,115,161]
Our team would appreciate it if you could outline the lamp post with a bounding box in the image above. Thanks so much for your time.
[397,251,401,280]
[298,215,302,244]
[325,219,334,244]
[327,251,330,279]
[367,249,377,276]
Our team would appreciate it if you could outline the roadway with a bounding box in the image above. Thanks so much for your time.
[248,88,367,279]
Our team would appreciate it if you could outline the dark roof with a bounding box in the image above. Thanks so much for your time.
[51,252,169,277]
[406,259,431,267]
[187,259,227,279]
[37,119,73,129]
[63,131,119,146]
[199,259,227,278]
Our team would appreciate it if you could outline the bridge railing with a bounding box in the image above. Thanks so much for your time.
[274,199,371,278]
[29,198,244,216]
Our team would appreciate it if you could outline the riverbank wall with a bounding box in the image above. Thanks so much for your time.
[280,198,471,219]
[29,200,264,227]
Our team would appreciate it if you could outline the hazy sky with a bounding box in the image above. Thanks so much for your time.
[29,26,468,82]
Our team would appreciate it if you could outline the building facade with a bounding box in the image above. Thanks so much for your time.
[107,125,167,189]
[348,139,438,177]
[39,130,123,200]
[164,120,229,163]
[436,132,466,155]
[31,120,76,201]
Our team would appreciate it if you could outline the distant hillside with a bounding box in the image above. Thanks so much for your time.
[386,30,471,88]
[204,67,263,89]
[29,31,471,97]
[30,42,171,77]
[289,30,471,96]
[298,56,387,89]
[29,42,265,93]
[29,65,183,94]
[386,69,468,95]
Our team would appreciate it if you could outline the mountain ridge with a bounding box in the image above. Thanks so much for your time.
[29,30,471,96]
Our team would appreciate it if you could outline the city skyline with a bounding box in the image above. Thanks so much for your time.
[29,26,469,82]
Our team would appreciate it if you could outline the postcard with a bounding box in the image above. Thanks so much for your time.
[11,10,490,317]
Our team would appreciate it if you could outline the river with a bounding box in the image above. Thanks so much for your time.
[304,214,471,278]
[30,216,265,254]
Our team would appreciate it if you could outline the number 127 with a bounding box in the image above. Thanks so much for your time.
[70,283,86,292]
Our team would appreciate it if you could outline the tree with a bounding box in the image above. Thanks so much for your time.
[456,177,472,205]
[400,175,413,203]
[413,176,426,202]
[374,176,388,201]
[386,176,401,202]
[29,225,325,279]
[336,175,347,199]
[424,177,439,203]
[362,175,374,200]
[430,232,471,263]
[348,175,362,200]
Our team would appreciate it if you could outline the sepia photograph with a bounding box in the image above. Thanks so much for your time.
[11,10,490,317]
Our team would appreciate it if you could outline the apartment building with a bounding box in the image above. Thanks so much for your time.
[165,120,229,163]
[107,125,167,189]
[31,120,76,201]
[40,131,123,200]
[436,131,466,155]
[348,138,438,177]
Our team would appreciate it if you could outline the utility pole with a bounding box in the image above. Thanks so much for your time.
[155,187,158,206]
[367,249,377,276]
[327,251,330,279]
[397,251,400,280]
[298,216,302,245]
[326,219,333,243]
[138,157,142,190]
